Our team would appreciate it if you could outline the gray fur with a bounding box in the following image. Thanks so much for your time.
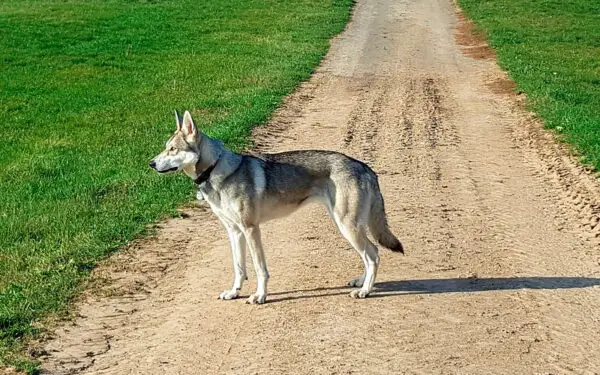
[150,111,403,304]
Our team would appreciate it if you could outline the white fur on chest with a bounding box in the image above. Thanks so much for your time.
[199,186,242,225]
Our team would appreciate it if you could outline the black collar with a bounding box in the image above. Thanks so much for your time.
[194,162,216,185]
[194,159,219,185]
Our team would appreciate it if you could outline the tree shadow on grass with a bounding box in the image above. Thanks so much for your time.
[267,276,600,303]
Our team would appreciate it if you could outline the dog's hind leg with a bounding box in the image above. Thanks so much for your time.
[335,216,379,299]
[326,183,379,297]
[323,198,365,288]
[348,270,366,288]
[242,225,269,304]
[343,219,366,287]
[219,224,247,300]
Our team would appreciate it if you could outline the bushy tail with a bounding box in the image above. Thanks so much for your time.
[369,192,404,254]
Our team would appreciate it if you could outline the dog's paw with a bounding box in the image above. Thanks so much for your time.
[348,277,364,287]
[218,289,240,300]
[349,289,369,299]
[246,293,267,305]
[196,191,204,201]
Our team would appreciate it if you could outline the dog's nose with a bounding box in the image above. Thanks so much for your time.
[149,160,156,169]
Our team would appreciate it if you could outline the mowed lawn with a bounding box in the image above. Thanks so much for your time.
[0,0,352,371]
[458,0,600,169]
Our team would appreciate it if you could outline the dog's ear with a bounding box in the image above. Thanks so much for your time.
[174,110,183,132]
[181,111,198,139]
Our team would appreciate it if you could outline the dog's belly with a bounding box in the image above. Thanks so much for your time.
[259,201,303,222]
[259,192,324,223]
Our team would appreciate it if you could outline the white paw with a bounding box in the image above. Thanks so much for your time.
[196,191,204,201]
[246,293,267,304]
[348,277,365,287]
[218,289,240,300]
[349,289,369,299]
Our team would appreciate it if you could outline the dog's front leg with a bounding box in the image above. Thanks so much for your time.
[243,225,269,304]
[219,225,247,300]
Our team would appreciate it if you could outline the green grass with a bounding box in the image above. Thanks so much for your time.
[458,0,600,169]
[0,0,353,371]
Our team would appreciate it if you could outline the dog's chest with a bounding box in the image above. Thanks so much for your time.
[198,184,238,222]
[198,183,219,206]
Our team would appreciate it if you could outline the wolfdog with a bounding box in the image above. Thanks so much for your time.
[149,111,403,304]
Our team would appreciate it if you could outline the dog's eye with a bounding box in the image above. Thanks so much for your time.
[169,146,176,152]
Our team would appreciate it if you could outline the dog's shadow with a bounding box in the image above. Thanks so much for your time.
[267,276,600,303]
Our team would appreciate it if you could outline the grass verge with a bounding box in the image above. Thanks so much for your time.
[0,0,353,371]
[457,0,600,169]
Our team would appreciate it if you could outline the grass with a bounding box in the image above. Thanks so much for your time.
[458,0,600,169]
[0,0,353,371]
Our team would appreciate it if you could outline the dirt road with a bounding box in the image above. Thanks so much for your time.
[39,0,600,373]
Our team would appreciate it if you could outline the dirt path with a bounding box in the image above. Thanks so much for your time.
[38,0,600,373]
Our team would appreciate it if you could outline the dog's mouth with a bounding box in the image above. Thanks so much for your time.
[156,166,179,174]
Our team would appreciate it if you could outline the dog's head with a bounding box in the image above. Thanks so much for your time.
[149,111,201,174]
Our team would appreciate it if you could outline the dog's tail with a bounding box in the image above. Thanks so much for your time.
[369,188,404,254]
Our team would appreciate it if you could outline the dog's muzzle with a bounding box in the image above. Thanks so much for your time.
[149,160,178,173]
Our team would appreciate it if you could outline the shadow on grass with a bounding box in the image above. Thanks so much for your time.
[267,277,600,303]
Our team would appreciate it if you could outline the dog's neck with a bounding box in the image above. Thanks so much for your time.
[183,135,240,186]
[193,156,219,185]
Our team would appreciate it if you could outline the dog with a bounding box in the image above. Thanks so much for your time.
[149,111,403,304]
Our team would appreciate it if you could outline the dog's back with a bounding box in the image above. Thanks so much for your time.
[259,149,373,202]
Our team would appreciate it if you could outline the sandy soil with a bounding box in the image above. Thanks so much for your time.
[34,0,600,373]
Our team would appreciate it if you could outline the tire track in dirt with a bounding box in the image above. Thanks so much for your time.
[343,83,386,165]
[33,0,600,374]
